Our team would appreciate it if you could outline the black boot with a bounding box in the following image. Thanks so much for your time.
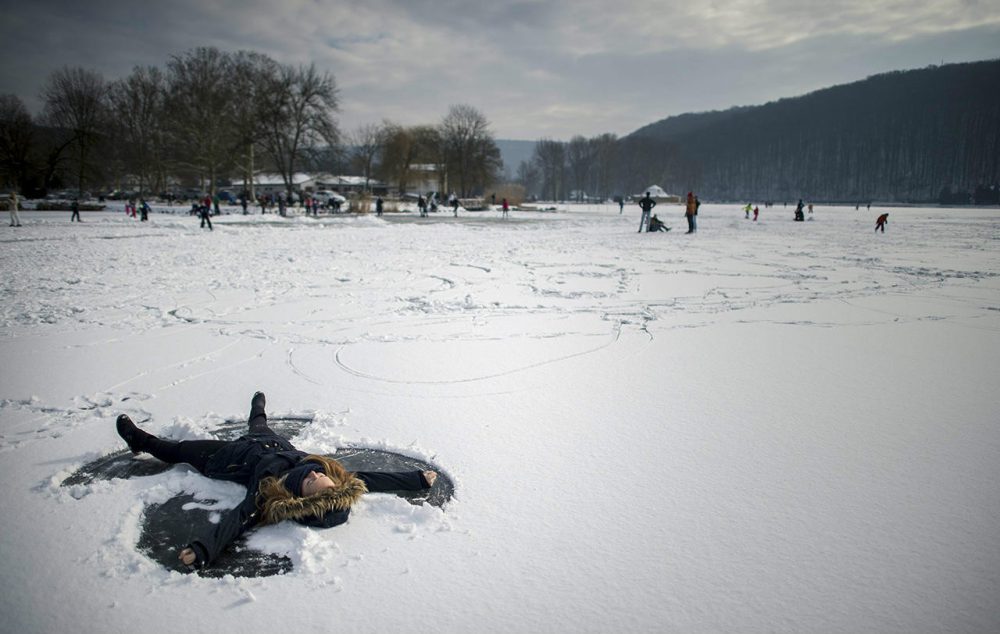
[251,391,266,416]
[116,414,152,454]
[248,391,268,433]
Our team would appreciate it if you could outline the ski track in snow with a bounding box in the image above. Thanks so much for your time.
[3,207,997,395]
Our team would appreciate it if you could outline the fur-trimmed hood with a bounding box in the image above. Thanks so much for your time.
[257,455,367,526]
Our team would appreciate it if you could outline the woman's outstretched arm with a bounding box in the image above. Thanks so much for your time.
[178,493,260,569]
[355,470,437,492]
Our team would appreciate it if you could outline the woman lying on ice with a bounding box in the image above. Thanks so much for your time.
[115,392,437,569]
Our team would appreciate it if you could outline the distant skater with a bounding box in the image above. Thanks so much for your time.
[199,203,213,230]
[875,213,888,233]
[449,193,458,217]
[744,203,752,219]
[417,195,426,217]
[140,199,150,222]
[618,199,624,214]
[685,192,697,233]
[753,205,759,221]
[8,190,21,226]
[501,197,509,219]
[71,198,81,222]
[794,199,805,221]
[375,196,384,217]
[637,191,656,232]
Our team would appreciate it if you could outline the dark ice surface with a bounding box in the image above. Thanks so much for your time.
[62,416,453,577]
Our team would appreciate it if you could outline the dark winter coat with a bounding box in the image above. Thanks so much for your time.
[187,431,429,567]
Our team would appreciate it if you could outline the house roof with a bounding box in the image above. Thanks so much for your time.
[314,174,386,187]
[251,173,385,188]
[253,173,314,186]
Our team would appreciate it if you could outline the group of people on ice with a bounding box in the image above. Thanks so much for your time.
[635,193,891,234]
[636,191,699,234]
[793,199,814,221]
[411,192,511,219]
[6,191,81,224]
[123,199,151,221]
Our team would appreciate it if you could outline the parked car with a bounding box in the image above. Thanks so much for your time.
[312,189,347,205]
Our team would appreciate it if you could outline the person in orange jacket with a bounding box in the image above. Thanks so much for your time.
[685,192,698,233]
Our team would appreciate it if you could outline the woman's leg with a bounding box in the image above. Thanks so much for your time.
[248,391,273,434]
[117,414,226,474]
[144,437,227,473]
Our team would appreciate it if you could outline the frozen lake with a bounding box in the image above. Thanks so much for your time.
[1,203,998,633]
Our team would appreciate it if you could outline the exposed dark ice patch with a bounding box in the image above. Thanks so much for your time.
[62,417,453,577]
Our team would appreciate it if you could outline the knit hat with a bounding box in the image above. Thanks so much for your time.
[258,456,368,528]
[283,463,325,497]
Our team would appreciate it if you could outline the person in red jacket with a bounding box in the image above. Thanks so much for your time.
[875,212,889,233]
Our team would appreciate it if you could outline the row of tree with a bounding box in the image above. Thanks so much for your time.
[625,59,1000,203]
[7,52,993,205]
[0,47,504,200]
[510,60,999,204]
[360,105,502,198]
[513,134,698,202]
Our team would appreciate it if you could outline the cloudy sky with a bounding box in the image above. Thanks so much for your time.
[1,0,998,140]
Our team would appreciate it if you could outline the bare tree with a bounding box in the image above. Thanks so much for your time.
[377,123,440,196]
[0,94,35,192]
[259,63,340,198]
[163,48,235,195]
[230,51,280,201]
[515,159,540,199]
[412,125,443,192]
[439,104,501,196]
[107,66,167,196]
[41,67,108,196]
[566,135,591,201]
[376,122,410,195]
[348,122,385,192]
[589,133,618,200]
[532,138,565,201]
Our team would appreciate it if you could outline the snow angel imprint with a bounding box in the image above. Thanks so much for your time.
[114,392,439,570]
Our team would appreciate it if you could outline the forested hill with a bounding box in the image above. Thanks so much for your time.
[629,60,1000,203]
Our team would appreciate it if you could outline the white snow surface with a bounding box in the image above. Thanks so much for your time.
[1,203,998,633]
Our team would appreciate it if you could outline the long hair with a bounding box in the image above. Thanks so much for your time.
[256,455,367,525]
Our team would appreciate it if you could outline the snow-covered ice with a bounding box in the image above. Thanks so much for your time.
[1,203,998,633]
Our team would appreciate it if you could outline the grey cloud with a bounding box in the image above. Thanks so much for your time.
[1,0,998,139]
